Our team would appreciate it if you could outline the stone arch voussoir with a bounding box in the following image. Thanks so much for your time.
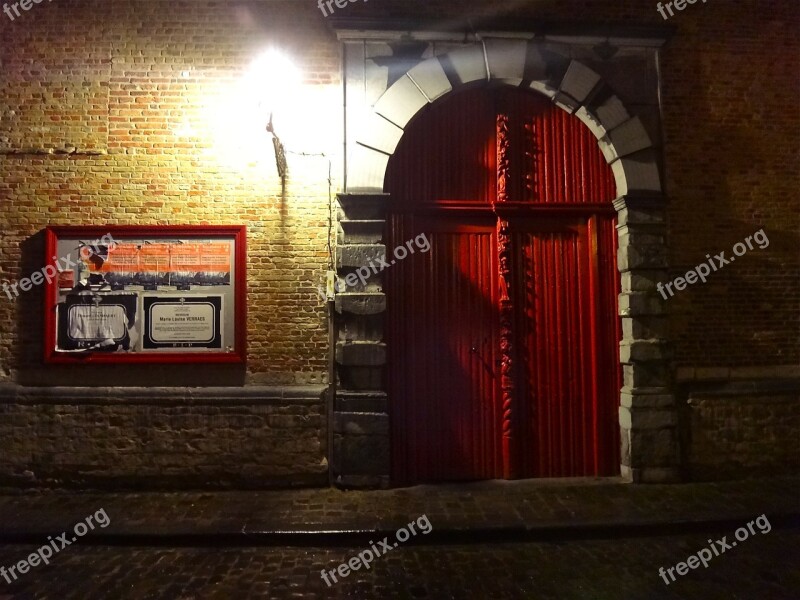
[349,40,662,197]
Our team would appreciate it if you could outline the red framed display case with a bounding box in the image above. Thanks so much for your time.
[43,225,247,365]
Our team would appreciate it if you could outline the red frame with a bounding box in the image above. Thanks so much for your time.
[43,225,247,365]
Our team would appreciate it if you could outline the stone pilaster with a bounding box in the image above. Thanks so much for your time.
[332,193,391,488]
[615,194,680,483]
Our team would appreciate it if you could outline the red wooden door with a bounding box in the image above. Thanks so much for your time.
[512,216,620,477]
[386,87,620,484]
[387,214,503,483]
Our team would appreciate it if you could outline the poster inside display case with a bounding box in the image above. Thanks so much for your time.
[44,226,246,364]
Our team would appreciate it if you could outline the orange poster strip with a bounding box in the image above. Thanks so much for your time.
[89,241,232,274]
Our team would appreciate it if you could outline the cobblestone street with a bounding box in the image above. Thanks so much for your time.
[0,529,797,599]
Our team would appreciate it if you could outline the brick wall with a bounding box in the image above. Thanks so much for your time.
[0,0,341,487]
[0,0,341,385]
[0,0,797,486]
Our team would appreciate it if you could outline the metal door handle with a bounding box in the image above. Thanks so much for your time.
[470,339,495,378]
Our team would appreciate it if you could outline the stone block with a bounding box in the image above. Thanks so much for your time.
[444,45,488,85]
[337,366,384,390]
[614,199,666,227]
[346,144,391,192]
[336,391,388,413]
[606,116,653,158]
[363,43,393,104]
[407,57,452,102]
[628,427,680,468]
[559,60,601,103]
[338,312,384,343]
[337,244,386,269]
[337,193,389,220]
[611,149,662,195]
[591,93,631,133]
[618,292,665,317]
[335,342,387,367]
[620,405,677,429]
[333,431,389,476]
[339,220,385,245]
[620,340,670,364]
[618,243,668,271]
[523,43,559,81]
[621,271,669,293]
[622,316,668,341]
[623,363,671,389]
[355,112,404,155]
[335,293,386,315]
[620,428,631,467]
[485,38,528,81]
[373,75,429,129]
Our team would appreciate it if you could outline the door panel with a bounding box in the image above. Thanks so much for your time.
[388,214,502,484]
[513,217,620,478]
[515,221,596,477]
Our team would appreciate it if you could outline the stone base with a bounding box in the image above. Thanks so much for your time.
[0,385,328,490]
[621,465,681,484]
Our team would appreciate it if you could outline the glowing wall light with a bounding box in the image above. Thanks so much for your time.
[206,48,302,175]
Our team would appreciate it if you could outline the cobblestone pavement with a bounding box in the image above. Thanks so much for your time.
[0,529,797,599]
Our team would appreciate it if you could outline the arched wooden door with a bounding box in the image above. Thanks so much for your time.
[385,86,621,485]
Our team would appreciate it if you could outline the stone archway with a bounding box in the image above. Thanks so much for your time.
[333,35,678,486]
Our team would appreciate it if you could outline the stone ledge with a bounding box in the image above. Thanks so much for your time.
[620,389,674,408]
[335,292,386,315]
[0,384,326,406]
[676,365,800,384]
[687,381,800,401]
[336,390,388,413]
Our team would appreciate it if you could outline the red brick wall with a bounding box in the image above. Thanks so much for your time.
[3,0,797,383]
[0,0,342,385]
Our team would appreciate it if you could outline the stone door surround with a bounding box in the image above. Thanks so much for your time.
[334,27,678,486]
